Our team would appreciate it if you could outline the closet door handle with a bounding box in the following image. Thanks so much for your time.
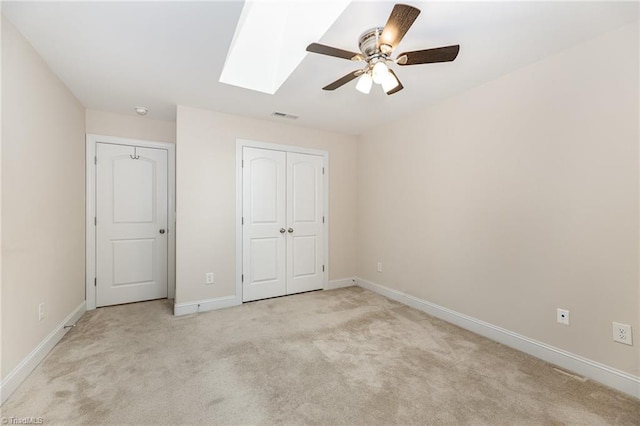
[287,228,294,233]
[279,228,286,234]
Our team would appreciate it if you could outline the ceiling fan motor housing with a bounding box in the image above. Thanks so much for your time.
[358,27,385,58]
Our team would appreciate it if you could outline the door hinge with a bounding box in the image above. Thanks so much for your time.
[322,265,325,272]
[94,156,97,165]
[241,274,244,282]
[322,216,325,224]
[242,217,244,225]
[242,160,244,168]
[322,167,325,175]
[94,217,97,226]
[94,277,97,287]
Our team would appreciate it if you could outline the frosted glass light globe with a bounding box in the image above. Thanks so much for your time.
[372,61,389,84]
[356,73,373,94]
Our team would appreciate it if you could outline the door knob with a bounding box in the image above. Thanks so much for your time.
[287,228,294,233]
[159,229,166,234]
[279,228,286,233]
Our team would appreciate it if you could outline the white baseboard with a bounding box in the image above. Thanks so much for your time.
[174,295,240,316]
[175,279,357,316]
[174,279,358,315]
[356,277,640,399]
[0,300,86,405]
[326,277,356,290]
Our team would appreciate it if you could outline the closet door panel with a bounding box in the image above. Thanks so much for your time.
[242,148,287,302]
[286,152,324,294]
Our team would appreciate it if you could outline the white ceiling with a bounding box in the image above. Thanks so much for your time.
[2,1,638,135]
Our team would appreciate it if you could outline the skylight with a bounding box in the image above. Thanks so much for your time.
[219,0,351,94]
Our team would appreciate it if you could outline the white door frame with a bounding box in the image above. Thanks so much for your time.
[86,134,176,310]
[235,139,329,303]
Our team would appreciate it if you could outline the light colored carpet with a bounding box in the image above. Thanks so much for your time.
[2,287,639,425]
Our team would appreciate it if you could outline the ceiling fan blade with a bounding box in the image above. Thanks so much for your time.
[306,43,363,61]
[322,70,363,91]
[379,4,421,51]
[397,45,460,66]
[385,69,404,95]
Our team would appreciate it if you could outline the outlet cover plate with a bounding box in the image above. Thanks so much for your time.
[613,322,633,345]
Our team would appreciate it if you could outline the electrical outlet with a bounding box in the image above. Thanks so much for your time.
[613,322,633,346]
[38,303,45,321]
[377,262,383,273]
[205,272,214,285]
[557,308,569,325]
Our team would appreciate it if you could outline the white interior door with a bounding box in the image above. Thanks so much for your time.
[96,143,168,307]
[242,147,325,302]
[286,152,324,294]
[242,148,287,302]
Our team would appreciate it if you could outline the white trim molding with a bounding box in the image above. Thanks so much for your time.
[174,296,240,316]
[326,277,356,290]
[356,277,640,399]
[85,134,176,310]
[0,301,86,405]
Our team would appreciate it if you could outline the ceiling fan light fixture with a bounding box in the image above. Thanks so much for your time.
[306,3,459,95]
[355,72,373,94]
[371,61,389,84]
[381,70,400,93]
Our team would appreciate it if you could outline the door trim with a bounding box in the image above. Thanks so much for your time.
[235,139,329,303]
[86,134,176,310]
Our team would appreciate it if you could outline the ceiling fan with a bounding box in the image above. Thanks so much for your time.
[306,3,460,95]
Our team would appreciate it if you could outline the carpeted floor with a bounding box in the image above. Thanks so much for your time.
[2,287,639,425]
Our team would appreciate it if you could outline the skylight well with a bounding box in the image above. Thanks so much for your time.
[219,0,351,94]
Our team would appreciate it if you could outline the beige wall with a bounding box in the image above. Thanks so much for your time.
[176,106,358,304]
[357,22,639,376]
[86,109,176,143]
[0,13,4,384]
[1,16,86,379]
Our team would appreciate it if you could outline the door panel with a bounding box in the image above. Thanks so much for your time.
[250,238,279,282]
[112,159,155,223]
[242,148,287,302]
[286,152,324,294]
[292,236,317,277]
[291,162,318,223]
[96,143,168,307]
[112,239,155,285]
[250,159,279,223]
